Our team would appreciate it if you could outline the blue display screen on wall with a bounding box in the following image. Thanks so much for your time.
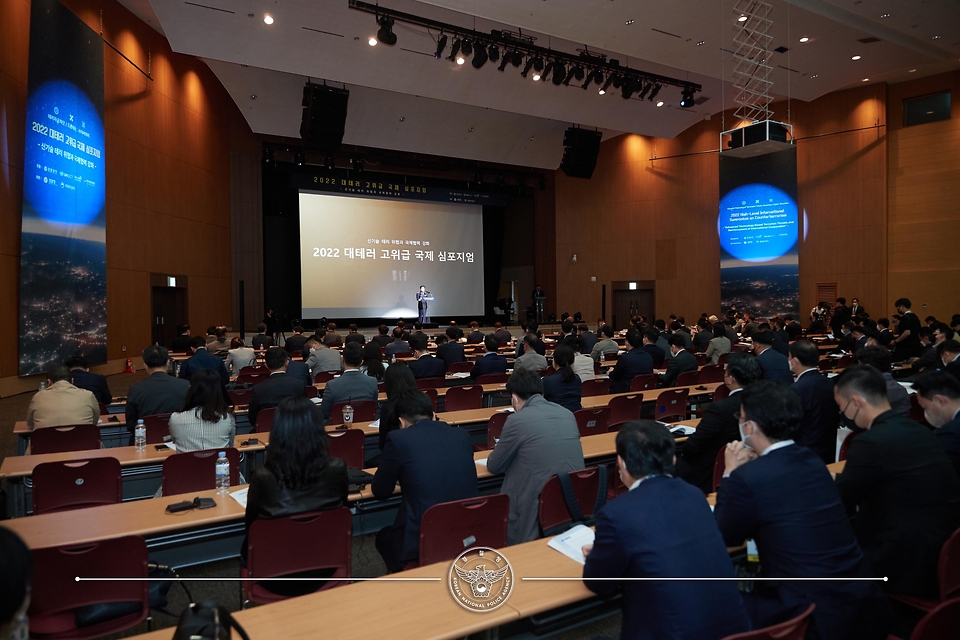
[718,183,798,263]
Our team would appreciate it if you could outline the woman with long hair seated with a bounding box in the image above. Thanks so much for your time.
[242,395,348,596]
[168,368,236,451]
[377,362,419,452]
[359,341,388,381]
[542,343,583,412]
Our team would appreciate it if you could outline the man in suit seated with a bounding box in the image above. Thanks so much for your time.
[752,331,793,384]
[178,336,229,385]
[344,324,366,345]
[909,326,939,374]
[371,324,393,349]
[171,324,193,352]
[492,322,512,344]
[435,332,466,370]
[66,356,112,405]
[577,323,598,356]
[407,334,446,379]
[372,391,478,572]
[590,325,619,363]
[788,339,841,463]
[938,339,960,383]
[716,381,891,638]
[251,323,273,350]
[856,346,911,417]
[447,321,464,341]
[693,318,714,352]
[834,365,960,597]
[410,322,427,342]
[609,328,654,394]
[836,322,857,354]
[466,321,484,344]
[914,370,960,479]
[384,328,410,360]
[284,326,307,355]
[318,342,378,423]
[584,421,751,640]
[487,369,584,544]
[305,336,342,381]
[659,334,697,387]
[248,347,307,427]
[640,328,666,367]
[126,346,190,427]
[514,322,547,358]
[676,352,762,493]
[514,334,548,372]
[207,326,230,358]
[26,364,100,431]
[322,322,343,346]
[468,335,508,381]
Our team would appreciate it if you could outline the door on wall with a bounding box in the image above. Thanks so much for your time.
[612,288,654,330]
[151,286,188,349]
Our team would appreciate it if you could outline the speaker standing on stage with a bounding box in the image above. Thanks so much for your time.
[417,285,433,324]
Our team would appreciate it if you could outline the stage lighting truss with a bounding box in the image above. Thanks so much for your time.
[731,0,773,122]
[348,0,700,107]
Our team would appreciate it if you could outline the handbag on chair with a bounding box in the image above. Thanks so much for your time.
[173,601,250,640]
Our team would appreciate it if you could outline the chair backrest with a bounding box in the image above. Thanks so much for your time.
[314,371,337,384]
[837,354,855,369]
[33,458,122,515]
[574,407,610,438]
[630,373,658,392]
[328,400,377,425]
[423,387,438,412]
[228,388,252,407]
[98,402,109,416]
[675,370,701,387]
[237,372,269,386]
[698,364,725,384]
[538,467,606,533]
[255,407,277,433]
[838,429,860,461]
[393,351,413,359]
[327,429,365,469]
[486,412,509,449]
[444,385,483,412]
[695,354,708,366]
[818,359,834,372]
[655,388,690,422]
[419,495,510,566]
[305,385,319,399]
[938,527,960,602]
[607,394,643,429]
[416,376,445,390]
[448,361,473,373]
[910,597,960,640]
[288,350,304,359]
[142,413,172,444]
[716,352,730,365]
[239,365,267,376]
[476,373,508,384]
[244,508,352,604]
[30,424,101,455]
[713,384,732,402]
[720,603,814,640]
[29,535,149,638]
[581,378,611,397]
[161,448,241,496]
[712,446,727,492]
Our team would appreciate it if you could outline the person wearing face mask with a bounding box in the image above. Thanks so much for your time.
[304,336,342,381]
[914,370,960,478]
[833,365,960,598]
[936,339,960,383]
[788,340,841,464]
[659,334,698,387]
[582,421,751,640]
[715,381,891,640]
[891,298,923,359]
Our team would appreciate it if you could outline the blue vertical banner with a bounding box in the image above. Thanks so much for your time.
[717,148,799,319]
[20,0,107,375]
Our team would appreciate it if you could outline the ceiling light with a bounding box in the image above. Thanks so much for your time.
[620,78,638,99]
[932,35,941,40]
[625,19,635,25]
[738,15,747,22]
[563,65,584,86]
[580,70,595,89]
[811,74,818,78]
[679,87,695,108]
[799,36,809,43]
[262,149,273,164]
[434,34,447,59]
[294,152,304,166]
[471,44,488,68]
[446,38,461,62]
[909,68,917,73]
[551,61,566,85]
[533,72,541,81]
[852,55,861,60]
[376,16,397,45]
[862,78,869,82]
[461,39,473,56]
[880,13,890,18]
[521,57,536,78]
[656,101,664,107]
[263,14,274,25]
[488,44,499,62]
[368,37,377,46]
[648,83,662,101]
[599,74,614,94]
[638,83,651,100]
[325,156,334,170]
[697,41,705,46]
[456,55,465,65]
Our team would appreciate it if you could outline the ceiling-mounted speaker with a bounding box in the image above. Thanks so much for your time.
[559,127,602,179]
[300,83,349,148]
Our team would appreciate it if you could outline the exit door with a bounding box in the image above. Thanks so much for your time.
[151,287,188,348]
[612,289,654,329]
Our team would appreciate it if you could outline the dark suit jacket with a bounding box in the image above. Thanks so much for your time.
[248,372,307,426]
[770,332,790,356]
[371,334,393,348]
[693,330,713,352]
[286,360,311,387]
[641,343,666,367]
[541,373,582,413]
[579,331,598,355]
[835,410,960,597]
[125,371,190,427]
[938,416,960,480]
[436,342,465,370]
[676,391,742,493]
[372,420,478,562]
[284,334,307,354]
[408,354,446,379]
[757,348,793,385]
[251,334,273,350]
[171,335,193,352]
[344,332,366,345]
[469,353,507,380]
[660,349,697,387]
[716,445,889,639]
[515,335,547,358]
[608,348,653,394]
[911,344,939,373]
[385,340,410,358]
[831,305,851,336]
[466,330,484,344]
[946,358,960,384]
[792,369,840,464]
[178,348,229,386]
[585,476,750,639]
[838,332,858,354]
[71,369,112,405]
[318,370,379,422]
[493,329,512,344]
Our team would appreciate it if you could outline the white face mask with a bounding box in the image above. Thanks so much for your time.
[925,407,946,428]
[738,418,753,448]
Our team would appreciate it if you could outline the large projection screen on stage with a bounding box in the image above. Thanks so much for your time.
[299,192,485,319]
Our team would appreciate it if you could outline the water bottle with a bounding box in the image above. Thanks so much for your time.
[215,452,230,494]
[391,352,396,364]
[39,381,46,391]
[599,350,606,364]
[343,403,354,425]
[134,420,146,452]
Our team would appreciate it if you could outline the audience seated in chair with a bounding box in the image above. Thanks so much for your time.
[248,347,307,427]
[169,368,236,452]
[27,364,100,431]
[318,342,378,423]
[126,345,190,428]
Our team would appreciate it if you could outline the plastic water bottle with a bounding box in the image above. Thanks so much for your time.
[134,420,146,452]
[599,350,606,364]
[343,403,354,425]
[39,381,46,391]
[215,452,230,494]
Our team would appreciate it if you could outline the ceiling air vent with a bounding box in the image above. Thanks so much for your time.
[857,37,881,44]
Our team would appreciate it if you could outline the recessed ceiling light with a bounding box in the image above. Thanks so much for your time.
[880,13,890,18]
[909,68,917,73]
[468,127,474,132]
[862,78,869,82]
[263,14,273,25]
[656,100,664,107]
[738,15,748,22]
[399,117,405,122]
[250,94,257,100]
[799,36,809,43]
[528,136,535,141]
[811,74,818,78]
[852,55,861,60]
[697,41,705,46]
[932,35,941,39]
[625,19,635,25]
[368,37,377,46]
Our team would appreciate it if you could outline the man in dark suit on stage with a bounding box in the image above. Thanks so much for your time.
[373,391,478,572]
[126,346,189,427]
[659,334,697,387]
[584,421,751,640]
[407,334,446,379]
[716,381,890,638]
[435,332,465,370]
[469,335,508,380]
[178,336,229,385]
[66,356,112,405]
[914,370,960,478]
[608,328,653,394]
[834,365,960,597]
[248,347,307,427]
[676,352,762,493]
[753,331,793,384]
[171,324,193,352]
[788,339,840,463]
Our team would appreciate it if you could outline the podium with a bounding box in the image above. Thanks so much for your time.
[418,295,435,323]
[533,295,547,323]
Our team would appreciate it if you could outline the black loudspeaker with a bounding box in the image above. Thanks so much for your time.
[300,83,349,147]
[559,127,602,179]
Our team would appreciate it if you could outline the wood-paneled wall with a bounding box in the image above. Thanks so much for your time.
[0,0,256,391]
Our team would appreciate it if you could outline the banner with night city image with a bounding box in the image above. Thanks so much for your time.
[19,0,107,375]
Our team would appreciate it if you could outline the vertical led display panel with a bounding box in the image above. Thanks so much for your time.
[718,148,799,318]
[19,0,106,375]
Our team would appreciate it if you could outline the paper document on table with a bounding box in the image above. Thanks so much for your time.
[669,425,696,436]
[449,372,471,379]
[310,397,322,404]
[230,487,249,508]
[496,408,516,413]
[370,419,380,428]
[165,441,178,452]
[475,458,488,467]
[548,525,596,565]
[897,382,917,395]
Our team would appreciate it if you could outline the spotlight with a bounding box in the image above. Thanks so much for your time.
[488,44,499,62]
[294,152,304,166]
[679,87,695,107]
[621,78,638,99]
[552,61,566,85]
[434,34,447,59]
[510,50,522,66]
[521,57,536,78]
[263,14,274,25]
[540,60,556,82]
[581,69,597,89]
[262,148,273,164]
[498,54,511,71]
[376,16,396,45]
[599,75,615,95]
[472,44,488,68]
[461,39,473,56]
[457,55,465,65]
[563,65,584,85]
[637,82,651,99]
[325,156,334,170]
[648,83,662,101]
[447,38,461,62]
[368,37,377,46]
